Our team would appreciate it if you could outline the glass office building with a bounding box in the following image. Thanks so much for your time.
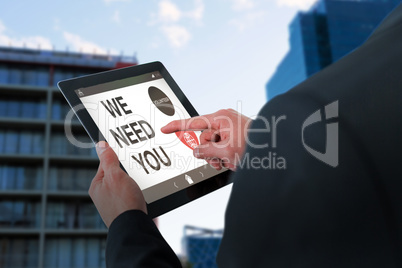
[266,0,401,100]
[0,46,137,268]
[183,226,223,268]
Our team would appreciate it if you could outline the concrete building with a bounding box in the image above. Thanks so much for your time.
[0,46,136,268]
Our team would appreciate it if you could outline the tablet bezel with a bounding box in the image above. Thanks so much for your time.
[58,61,232,218]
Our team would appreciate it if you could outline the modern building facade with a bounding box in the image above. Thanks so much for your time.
[266,0,401,100]
[0,46,137,268]
[182,225,222,268]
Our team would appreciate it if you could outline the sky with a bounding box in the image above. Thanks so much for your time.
[0,0,316,254]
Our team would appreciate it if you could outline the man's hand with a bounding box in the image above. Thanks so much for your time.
[89,141,147,228]
[161,109,252,171]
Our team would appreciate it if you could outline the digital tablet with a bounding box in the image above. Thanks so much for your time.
[58,61,232,218]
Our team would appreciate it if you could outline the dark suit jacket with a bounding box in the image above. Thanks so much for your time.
[106,4,402,267]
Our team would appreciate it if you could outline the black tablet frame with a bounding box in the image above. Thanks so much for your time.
[58,61,232,218]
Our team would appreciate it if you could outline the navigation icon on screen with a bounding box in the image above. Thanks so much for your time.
[185,174,194,185]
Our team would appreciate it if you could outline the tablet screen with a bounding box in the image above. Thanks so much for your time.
[75,71,224,203]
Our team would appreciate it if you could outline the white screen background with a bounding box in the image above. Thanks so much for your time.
[79,78,206,191]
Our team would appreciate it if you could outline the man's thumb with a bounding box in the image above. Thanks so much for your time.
[96,141,119,171]
[193,142,227,160]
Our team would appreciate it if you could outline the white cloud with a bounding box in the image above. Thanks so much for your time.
[151,0,203,49]
[53,18,61,31]
[229,19,246,32]
[158,0,182,23]
[63,31,108,54]
[231,0,255,11]
[161,25,191,48]
[276,0,317,10]
[155,0,204,23]
[0,20,6,33]
[112,10,121,23]
[185,0,204,22]
[229,10,266,31]
[0,19,52,50]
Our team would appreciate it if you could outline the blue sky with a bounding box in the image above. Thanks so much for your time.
[1,0,315,254]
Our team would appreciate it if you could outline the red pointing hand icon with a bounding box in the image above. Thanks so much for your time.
[175,131,199,150]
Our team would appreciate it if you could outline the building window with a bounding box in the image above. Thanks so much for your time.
[0,64,50,86]
[0,165,43,190]
[49,132,96,157]
[0,130,44,155]
[52,98,78,121]
[48,167,96,191]
[52,70,75,87]
[37,67,50,86]
[0,200,41,228]
[44,238,106,268]
[46,201,105,229]
[0,238,39,268]
[8,68,23,85]
[0,64,8,84]
[0,98,47,119]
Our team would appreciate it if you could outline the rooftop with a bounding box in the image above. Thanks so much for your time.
[0,46,138,69]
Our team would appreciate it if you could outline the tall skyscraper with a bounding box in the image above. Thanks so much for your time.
[0,46,137,268]
[266,0,401,100]
[182,225,223,268]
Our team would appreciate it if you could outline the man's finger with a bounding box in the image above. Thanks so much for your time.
[92,163,104,183]
[207,158,223,170]
[199,129,220,144]
[96,141,120,173]
[193,141,230,160]
[161,114,216,133]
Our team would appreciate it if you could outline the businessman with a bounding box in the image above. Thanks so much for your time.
[89,4,402,267]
